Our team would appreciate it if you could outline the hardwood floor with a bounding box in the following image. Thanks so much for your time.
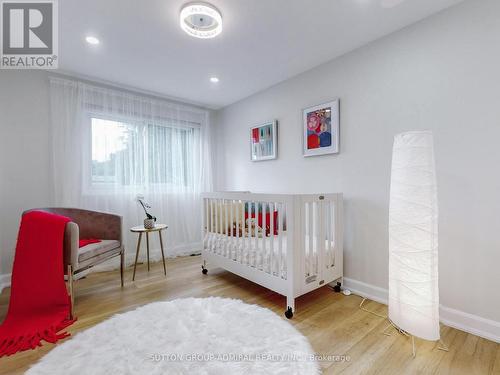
[1,255,499,374]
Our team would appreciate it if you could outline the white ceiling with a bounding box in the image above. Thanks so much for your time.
[59,0,463,109]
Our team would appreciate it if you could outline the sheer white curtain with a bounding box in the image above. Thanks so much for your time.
[49,77,213,266]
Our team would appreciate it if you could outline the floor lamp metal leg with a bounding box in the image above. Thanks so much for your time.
[383,322,393,336]
[438,338,449,352]
[412,335,416,358]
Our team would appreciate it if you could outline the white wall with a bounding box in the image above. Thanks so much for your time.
[0,71,52,276]
[216,0,500,326]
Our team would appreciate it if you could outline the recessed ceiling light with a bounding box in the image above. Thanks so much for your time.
[85,36,100,45]
[210,76,219,83]
[180,3,222,39]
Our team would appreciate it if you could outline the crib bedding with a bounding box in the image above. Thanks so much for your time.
[206,233,334,279]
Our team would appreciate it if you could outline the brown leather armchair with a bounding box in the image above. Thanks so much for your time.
[23,208,124,318]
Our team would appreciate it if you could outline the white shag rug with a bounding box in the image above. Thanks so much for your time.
[27,298,320,375]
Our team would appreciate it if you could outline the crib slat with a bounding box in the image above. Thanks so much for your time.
[212,199,216,253]
[282,202,287,278]
[318,199,325,276]
[207,198,214,251]
[222,199,225,256]
[214,199,217,236]
[281,202,286,279]
[224,199,228,258]
[254,201,258,269]
[325,201,330,268]
[225,200,229,258]
[249,201,253,267]
[308,202,314,277]
[269,202,274,276]
[209,199,213,252]
[219,199,223,255]
[215,199,218,253]
[316,201,320,275]
[214,199,218,253]
[305,202,309,276]
[214,199,217,252]
[262,202,267,272]
[331,201,336,267]
[221,199,225,256]
[214,199,217,254]
[247,201,251,266]
[213,199,217,254]
[257,201,261,270]
[241,200,245,263]
[232,200,236,259]
[277,202,281,277]
[203,198,209,249]
[329,201,334,267]
[228,200,232,258]
[310,201,314,277]
[257,202,260,270]
[253,201,258,268]
[235,200,239,262]
[202,199,206,248]
[309,202,316,275]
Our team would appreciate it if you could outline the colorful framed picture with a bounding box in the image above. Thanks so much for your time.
[303,99,339,157]
[250,120,278,161]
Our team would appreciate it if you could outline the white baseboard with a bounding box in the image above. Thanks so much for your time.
[343,277,500,343]
[0,273,11,294]
[343,277,388,305]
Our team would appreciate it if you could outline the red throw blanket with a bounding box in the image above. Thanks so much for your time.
[79,238,101,247]
[0,211,76,357]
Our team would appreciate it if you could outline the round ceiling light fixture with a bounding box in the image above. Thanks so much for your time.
[180,2,222,39]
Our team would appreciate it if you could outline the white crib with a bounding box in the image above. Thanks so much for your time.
[201,192,343,318]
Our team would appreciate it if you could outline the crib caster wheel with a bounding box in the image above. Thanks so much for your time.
[333,282,341,293]
[202,266,208,275]
[285,307,293,319]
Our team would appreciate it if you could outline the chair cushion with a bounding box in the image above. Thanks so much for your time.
[78,240,121,262]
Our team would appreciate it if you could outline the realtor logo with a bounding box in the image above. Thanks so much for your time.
[1,0,58,69]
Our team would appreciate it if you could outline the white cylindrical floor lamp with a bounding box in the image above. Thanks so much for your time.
[388,130,440,343]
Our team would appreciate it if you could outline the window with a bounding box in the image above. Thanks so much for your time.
[90,117,199,189]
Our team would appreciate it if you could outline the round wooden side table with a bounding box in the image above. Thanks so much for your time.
[130,224,167,281]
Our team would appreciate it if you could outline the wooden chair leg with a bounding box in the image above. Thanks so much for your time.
[120,249,125,287]
[67,264,75,320]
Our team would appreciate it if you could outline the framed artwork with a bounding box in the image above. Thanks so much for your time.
[303,99,339,157]
[250,120,278,161]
